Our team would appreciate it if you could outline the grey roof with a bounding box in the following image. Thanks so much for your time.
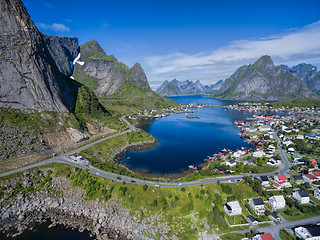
[298,190,309,197]
[307,225,320,237]
[271,211,279,219]
[248,215,257,222]
[260,176,269,181]
[252,197,264,206]
[292,175,303,180]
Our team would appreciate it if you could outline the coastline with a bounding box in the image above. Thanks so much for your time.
[0,171,170,239]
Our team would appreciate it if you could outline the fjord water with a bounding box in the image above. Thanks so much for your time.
[119,95,256,174]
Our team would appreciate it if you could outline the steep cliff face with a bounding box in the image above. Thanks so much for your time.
[279,63,320,95]
[42,34,79,77]
[0,0,74,112]
[129,63,151,90]
[156,79,223,96]
[213,56,316,101]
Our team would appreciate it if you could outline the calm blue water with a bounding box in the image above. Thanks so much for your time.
[0,220,92,240]
[119,95,259,174]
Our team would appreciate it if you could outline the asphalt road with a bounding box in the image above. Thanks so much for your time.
[0,119,291,187]
[257,215,320,240]
[274,133,291,174]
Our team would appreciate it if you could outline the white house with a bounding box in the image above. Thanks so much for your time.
[259,176,270,187]
[296,135,304,140]
[314,189,320,201]
[295,225,320,240]
[292,190,310,204]
[249,198,265,215]
[269,195,286,210]
[252,150,265,158]
[224,201,242,216]
[252,233,274,240]
[226,160,237,167]
[259,125,271,132]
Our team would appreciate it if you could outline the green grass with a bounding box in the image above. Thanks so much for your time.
[79,131,154,177]
[270,98,320,107]
[220,233,246,240]
[280,229,299,240]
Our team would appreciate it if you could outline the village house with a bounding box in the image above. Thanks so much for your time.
[252,233,274,240]
[310,159,318,167]
[312,171,320,179]
[303,174,318,183]
[295,225,320,239]
[225,160,237,167]
[269,195,286,210]
[314,189,320,201]
[292,190,310,204]
[259,125,271,132]
[300,165,317,174]
[248,215,258,225]
[252,150,265,158]
[249,197,265,215]
[259,175,270,187]
[273,174,292,188]
[292,153,303,161]
[224,201,242,216]
[270,211,281,222]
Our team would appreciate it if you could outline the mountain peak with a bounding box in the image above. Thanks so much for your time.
[80,40,106,61]
[213,55,316,101]
[253,55,274,70]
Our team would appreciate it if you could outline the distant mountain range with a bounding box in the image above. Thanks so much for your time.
[156,79,224,97]
[212,55,317,101]
[279,63,320,95]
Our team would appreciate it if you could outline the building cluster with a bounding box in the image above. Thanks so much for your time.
[225,102,320,114]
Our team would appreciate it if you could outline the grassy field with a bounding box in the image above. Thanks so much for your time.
[50,163,258,239]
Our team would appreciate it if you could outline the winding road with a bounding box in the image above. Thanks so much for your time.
[1,115,319,238]
[0,118,292,187]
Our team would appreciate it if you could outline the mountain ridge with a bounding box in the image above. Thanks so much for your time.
[279,63,320,95]
[212,55,317,101]
[156,79,223,97]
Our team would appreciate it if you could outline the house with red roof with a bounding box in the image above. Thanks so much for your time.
[273,174,292,188]
[275,174,288,183]
[253,233,274,240]
[312,171,320,179]
[303,174,319,183]
[310,159,318,167]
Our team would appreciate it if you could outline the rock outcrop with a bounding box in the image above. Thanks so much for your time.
[0,0,75,112]
[156,79,223,96]
[72,40,175,109]
[42,34,79,77]
[73,40,151,97]
[213,55,317,101]
[279,63,320,95]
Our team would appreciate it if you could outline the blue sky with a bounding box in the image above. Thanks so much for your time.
[24,0,320,89]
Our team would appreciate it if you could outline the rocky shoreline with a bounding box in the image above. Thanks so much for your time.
[0,170,171,240]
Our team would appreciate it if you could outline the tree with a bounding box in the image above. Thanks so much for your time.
[142,184,148,191]
[253,180,263,194]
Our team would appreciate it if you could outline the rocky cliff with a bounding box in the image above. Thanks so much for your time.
[0,0,75,112]
[279,63,320,95]
[42,34,79,77]
[213,55,317,101]
[73,40,151,97]
[72,40,174,109]
[156,79,223,96]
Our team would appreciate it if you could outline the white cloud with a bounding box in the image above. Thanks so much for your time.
[145,21,320,90]
[37,23,70,33]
